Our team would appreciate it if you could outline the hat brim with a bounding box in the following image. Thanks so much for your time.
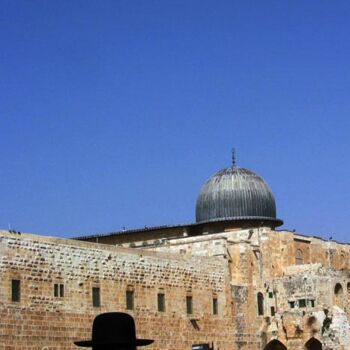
[74,339,154,347]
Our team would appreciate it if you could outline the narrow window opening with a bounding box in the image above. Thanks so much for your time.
[126,290,134,310]
[157,293,165,312]
[270,306,275,316]
[92,287,100,307]
[12,279,20,302]
[54,283,64,298]
[298,299,306,308]
[289,301,295,309]
[257,292,264,316]
[186,295,193,314]
[212,297,218,315]
[334,283,343,307]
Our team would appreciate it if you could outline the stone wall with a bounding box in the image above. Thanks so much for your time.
[260,267,350,350]
[0,231,234,350]
[2,225,350,350]
[145,227,350,349]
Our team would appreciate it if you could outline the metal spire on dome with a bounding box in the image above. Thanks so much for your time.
[231,148,236,167]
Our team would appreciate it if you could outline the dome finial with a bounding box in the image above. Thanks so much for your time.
[231,148,236,167]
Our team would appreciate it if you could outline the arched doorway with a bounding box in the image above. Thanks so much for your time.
[305,337,322,350]
[264,339,287,350]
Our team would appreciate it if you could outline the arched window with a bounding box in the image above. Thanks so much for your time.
[340,252,346,268]
[257,292,264,316]
[335,283,343,294]
[334,283,343,307]
[296,249,303,265]
[264,339,287,350]
[305,337,322,350]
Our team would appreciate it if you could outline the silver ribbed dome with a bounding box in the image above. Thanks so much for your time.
[196,166,282,226]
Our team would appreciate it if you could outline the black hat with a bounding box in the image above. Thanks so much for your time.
[74,312,154,348]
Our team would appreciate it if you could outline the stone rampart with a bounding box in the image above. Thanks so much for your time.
[0,231,234,350]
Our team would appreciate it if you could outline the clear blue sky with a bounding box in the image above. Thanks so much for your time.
[1,1,350,241]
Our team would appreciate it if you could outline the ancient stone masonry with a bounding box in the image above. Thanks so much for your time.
[260,265,350,349]
[0,231,234,350]
[140,227,350,350]
[2,225,350,350]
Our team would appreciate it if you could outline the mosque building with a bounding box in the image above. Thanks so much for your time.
[1,159,349,350]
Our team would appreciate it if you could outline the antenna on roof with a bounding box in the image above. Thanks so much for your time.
[231,148,236,167]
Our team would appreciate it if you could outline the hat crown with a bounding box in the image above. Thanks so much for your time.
[92,313,136,344]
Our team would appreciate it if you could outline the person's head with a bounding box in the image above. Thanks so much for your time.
[74,312,154,350]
